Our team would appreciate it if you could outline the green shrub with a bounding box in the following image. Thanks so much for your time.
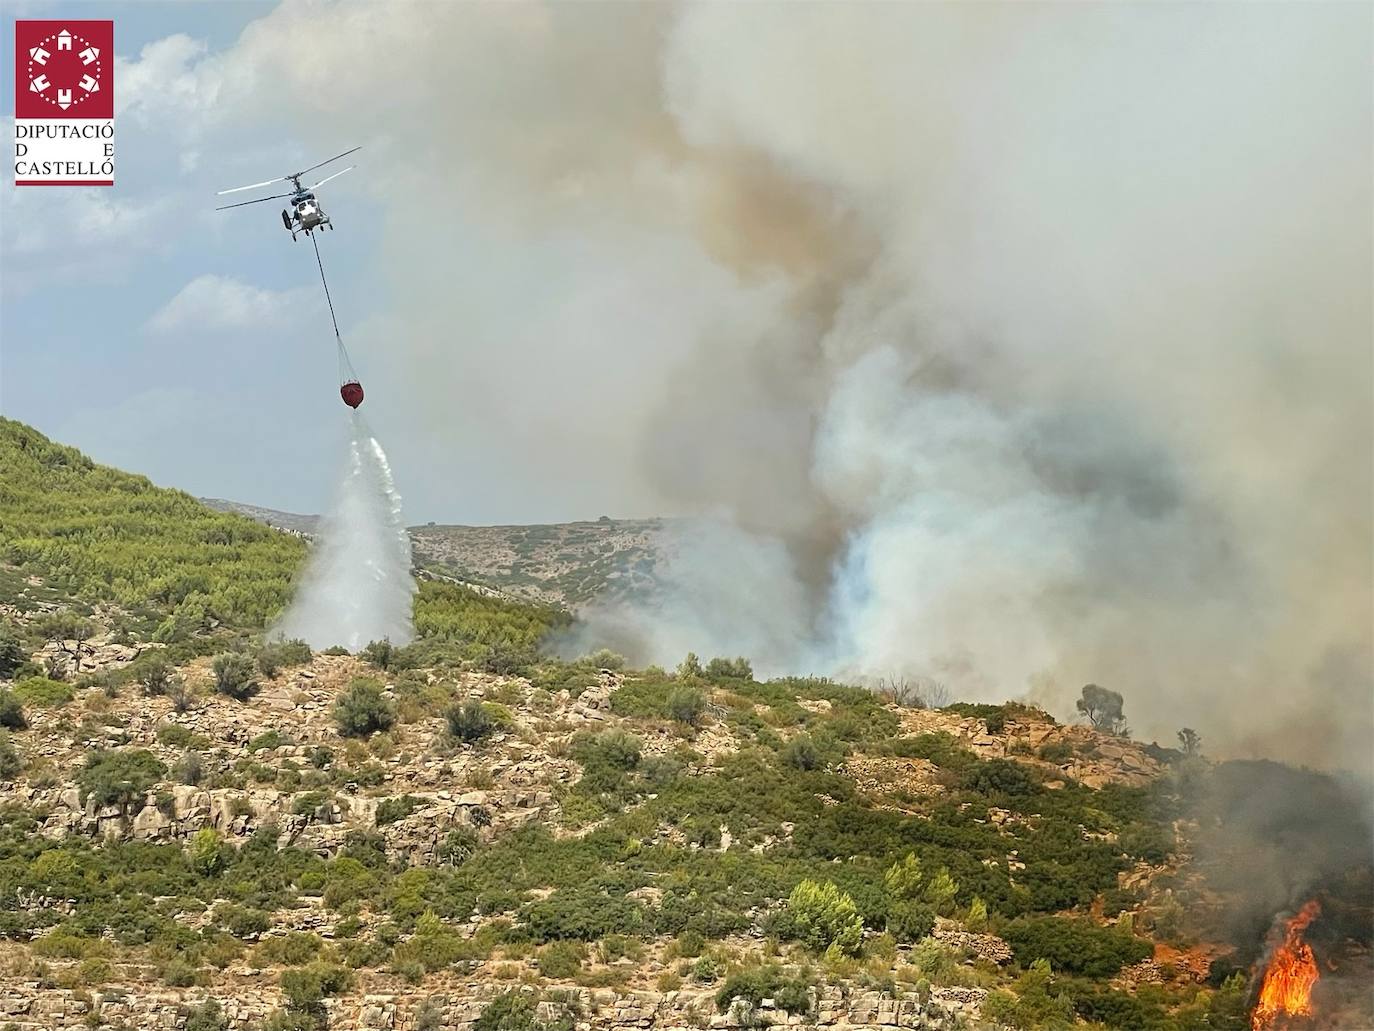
[375,795,421,827]
[292,792,334,819]
[537,940,585,979]
[777,880,863,955]
[666,686,706,725]
[445,699,495,743]
[1037,740,1075,764]
[11,676,73,708]
[212,653,258,701]
[389,910,469,974]
[965,897,990,932]
[0,690,26,730]
[1003,916,1152,978]
[692,955,720,983]
[923,867,960,915]
[0,625,24,678]
[333,678,396,738]
[163,957,202,987]
[361,639,394,670]
[942,703,1007,720]
[961,758,1039,797]
[887,732,977,773]
[523,888,644,941]
[716,965,812,1014]
[675,929,705,958]
[910,938,958,980]
[0,732,21,780]
[886,901,935,942]
[184,999,228,1031]
[474,991,541,1031]
[217,904,271,939]
[980,959,1076,1029]
[77,749,165,809]
[31,927,108,959]
[704,656,753,682]
[156,723,208,749]
[257,639,312,677]
[584,649,624,671]
[1119,822,1173,864]
[571,728,640,771]
[189,828,227,875]
[135,651,174,696]
[439,828,479,866]
[255,932,325,968]
[884,853,924,900]
[248,729,289,753]
[172,748,203,786]
[781,733,823,771]
[279,962,351,1018]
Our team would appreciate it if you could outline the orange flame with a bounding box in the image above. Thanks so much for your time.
[1252,899,1322,1030]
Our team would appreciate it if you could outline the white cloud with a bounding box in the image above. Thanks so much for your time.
[115,34,213,121]
[145,274,305,334]
[0,177,172,296]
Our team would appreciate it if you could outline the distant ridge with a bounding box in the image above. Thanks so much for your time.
[200,498,319,537]
[201,497,667,608]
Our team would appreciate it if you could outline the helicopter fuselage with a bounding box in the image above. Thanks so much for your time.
[282,191,331,240]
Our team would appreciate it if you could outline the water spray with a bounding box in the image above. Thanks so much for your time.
[273,414,416,650]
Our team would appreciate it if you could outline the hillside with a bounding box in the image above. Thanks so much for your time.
[1,420,1369,1031]
[408,519,668,608]
[2,419,306,636]
[201,498,668,609]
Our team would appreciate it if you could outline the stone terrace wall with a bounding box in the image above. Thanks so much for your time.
[0,983,986,1031]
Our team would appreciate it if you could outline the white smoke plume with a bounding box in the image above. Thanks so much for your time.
[171,3,1369,770]
[274,416,415,651]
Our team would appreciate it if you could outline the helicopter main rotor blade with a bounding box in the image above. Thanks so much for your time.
[217,175,291,196]
[294,146,360,179]
[307,166,354,191]
[215,192,295,211]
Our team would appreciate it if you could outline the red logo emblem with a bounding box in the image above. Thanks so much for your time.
[15,21,113,120]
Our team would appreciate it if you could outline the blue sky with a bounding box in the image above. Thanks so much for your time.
[1,2,416,517]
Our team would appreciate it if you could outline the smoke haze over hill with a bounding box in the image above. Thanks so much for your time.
[142,3,1370,771]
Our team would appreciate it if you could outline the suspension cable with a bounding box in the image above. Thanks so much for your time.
[311,232,342,342]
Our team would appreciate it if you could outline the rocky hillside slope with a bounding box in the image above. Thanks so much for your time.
[8,420,1359,1031]
[0,596,1250,1031]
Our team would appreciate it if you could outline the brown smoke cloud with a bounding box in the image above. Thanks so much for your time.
[193,1,1370,772]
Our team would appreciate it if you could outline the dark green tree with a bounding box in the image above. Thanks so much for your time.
[1076,684,1127,735]
[1178,727,1202,757]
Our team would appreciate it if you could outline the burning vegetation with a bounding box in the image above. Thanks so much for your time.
[1251,900,1321,1030]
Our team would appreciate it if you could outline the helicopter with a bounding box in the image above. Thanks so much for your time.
[216,147,360,241]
